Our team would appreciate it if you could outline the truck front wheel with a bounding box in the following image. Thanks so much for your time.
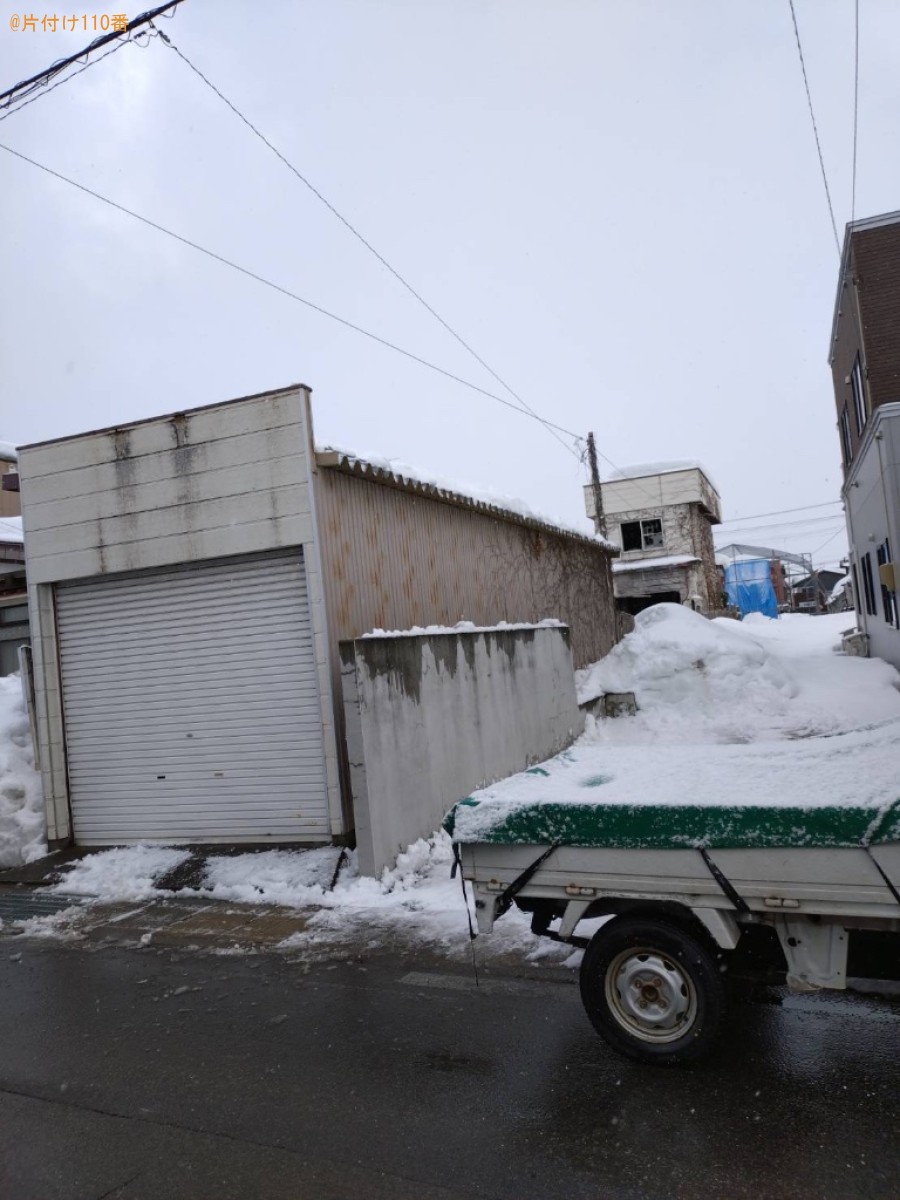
[579,915,727,1065]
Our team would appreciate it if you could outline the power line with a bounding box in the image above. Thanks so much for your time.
[153,26,578,461]
[0,141,587,443]
[0,37,135,123]
[851,0,860,223]
[718,499,843,525]
[787,0,841,255]
[0,0,184,112]
[811,525,848,557]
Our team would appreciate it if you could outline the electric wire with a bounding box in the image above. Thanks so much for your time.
[0,140,589,442]
[787,0,841,255]
[0,0,183,111]
[0,37,136,122]
[153,26,579,461]
[717,499,843,525]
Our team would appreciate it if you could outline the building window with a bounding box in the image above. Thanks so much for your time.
[620,518,664,552]
[851,356,867,436]
[861,552,877,616]
[876,540,898,628]
[0,604,28,625]
[851,561,860,611]
[839,405,853,465]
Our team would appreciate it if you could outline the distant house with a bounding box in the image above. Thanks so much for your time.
[791,570,845,614]
[0,515,27,676]
[584,462,722,615]
[0,441,19,519]
[0,442,27,676]
[17,384,619,851]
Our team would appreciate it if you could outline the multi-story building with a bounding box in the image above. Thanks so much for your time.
[584,462,722,616]
[829,210,900,667]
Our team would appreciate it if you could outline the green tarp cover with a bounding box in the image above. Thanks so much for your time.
[443,796,900,851]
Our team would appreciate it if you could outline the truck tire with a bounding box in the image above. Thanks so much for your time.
[579,915,727,1065]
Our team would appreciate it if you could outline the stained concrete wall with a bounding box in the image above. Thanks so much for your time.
[341,625,583,876]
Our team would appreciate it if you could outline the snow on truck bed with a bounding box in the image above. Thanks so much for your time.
[447,606,900,850]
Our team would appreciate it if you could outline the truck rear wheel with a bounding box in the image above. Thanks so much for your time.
[579,915,726,1065]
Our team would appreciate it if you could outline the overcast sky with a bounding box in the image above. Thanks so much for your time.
[2,0,897,568]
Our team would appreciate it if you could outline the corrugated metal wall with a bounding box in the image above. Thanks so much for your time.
[314,467,616,669]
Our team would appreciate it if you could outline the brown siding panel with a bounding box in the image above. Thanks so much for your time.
[315,467,616,670]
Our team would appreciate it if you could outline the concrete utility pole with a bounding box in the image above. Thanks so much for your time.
[586,432,607,538]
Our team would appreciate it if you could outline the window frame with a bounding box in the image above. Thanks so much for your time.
[851,356,867,436]
[839,404,853,465]
[619,518,665,553]
[861,552,877,616]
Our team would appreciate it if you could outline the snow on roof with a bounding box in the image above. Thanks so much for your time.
[603,460,717,488]
[828,574,851,603]
[361,619,565,639]
[0,441,17,462]
[317,444,619,552]
[0,516,23,545]
[612,554,699,574]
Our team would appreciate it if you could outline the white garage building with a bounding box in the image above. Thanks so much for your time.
[18,384,618,851]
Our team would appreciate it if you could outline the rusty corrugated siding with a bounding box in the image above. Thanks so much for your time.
[314,466,616,669]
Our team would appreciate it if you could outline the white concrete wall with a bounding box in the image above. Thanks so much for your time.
[341,626,583,876]
[17,385,343,843]
[588,468,721,522]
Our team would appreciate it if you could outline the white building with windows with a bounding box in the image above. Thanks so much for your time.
[843,403,900,667]
[584,462,723,615]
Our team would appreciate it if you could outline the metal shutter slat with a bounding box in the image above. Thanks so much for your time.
[56,552,329,844]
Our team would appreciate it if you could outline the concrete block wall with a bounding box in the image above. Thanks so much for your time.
[341,625,583,876]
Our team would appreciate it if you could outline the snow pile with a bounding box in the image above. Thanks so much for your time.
[361,618,564,639]
[321,443,617,550]
[0,675,46,868]
[576,605,900,744]
[202,846,342,905]
[54,846,190,900]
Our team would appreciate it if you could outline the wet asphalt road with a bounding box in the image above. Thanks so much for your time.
[0,941,897,1200]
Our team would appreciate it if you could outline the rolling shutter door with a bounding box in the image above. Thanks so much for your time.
[55,552,329,844]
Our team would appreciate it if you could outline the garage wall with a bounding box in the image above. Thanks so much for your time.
[17,386,342,843]
[341,625,583,876]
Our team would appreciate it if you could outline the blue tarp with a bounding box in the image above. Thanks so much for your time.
[724,559,778,618]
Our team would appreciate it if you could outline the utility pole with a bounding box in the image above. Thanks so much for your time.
[586,432,606,538]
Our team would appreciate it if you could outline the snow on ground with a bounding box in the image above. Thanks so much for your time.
[576,606,899,744]
[54,846,191,900]
[0,675,46,868]
[17,604,900,960]
[51,832,570,963]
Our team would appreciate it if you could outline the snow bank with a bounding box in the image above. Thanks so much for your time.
[0,675,46,868]
[54,846,190,899]
[576,605,900,744]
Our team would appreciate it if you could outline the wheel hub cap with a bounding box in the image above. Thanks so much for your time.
[606,949,697,1043]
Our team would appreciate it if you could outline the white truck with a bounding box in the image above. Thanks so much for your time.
[445,790,900,1064]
